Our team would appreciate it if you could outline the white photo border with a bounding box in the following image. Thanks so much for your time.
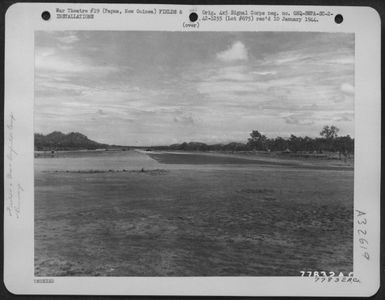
[4,3,381,296]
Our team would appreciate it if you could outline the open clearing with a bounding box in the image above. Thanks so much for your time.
[35,150,353,276]
[146,152,353,171]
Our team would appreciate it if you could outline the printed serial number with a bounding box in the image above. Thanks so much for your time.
[314,277,360,283]
[299,271,360,283]
[356,209,370,261]
[300,271,354,277]
[34,278,54,284]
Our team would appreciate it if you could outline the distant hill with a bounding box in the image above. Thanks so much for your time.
[35,131,109,151]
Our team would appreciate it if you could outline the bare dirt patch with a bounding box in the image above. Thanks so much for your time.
[35,161,353,276]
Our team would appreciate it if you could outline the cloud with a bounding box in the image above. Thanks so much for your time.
[34,31,355,144]
[274,54,305,65]
[252,71,277,76]
[173,113,195,125]
[35,50,118,74]
[340,83,354,95]
[207,66,253,82]
[336,116,352,122]
[334,112,354,122]
[284,114,315,126]
[56,33,80,44]
[97,109,107,115]
[216,41,248,62]
[331,94,345,103]
[327,56,354,65]
[35,77,91,97]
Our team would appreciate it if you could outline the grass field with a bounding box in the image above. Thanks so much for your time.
[35,150,353,276]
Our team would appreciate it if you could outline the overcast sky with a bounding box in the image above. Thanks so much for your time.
[35,31,354,146]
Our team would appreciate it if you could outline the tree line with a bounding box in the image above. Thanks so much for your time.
[35,131,108,151]
[153,125,354,156]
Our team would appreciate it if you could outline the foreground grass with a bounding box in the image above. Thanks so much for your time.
[35,161,353,276]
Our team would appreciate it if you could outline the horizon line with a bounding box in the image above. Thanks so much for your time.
[34,130,355,148]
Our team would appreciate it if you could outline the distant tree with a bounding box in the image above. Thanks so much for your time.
[180,142,188,150]
[223,142,248,152]
[247,130,267,151]
[154,126,353,156]
[34,131,108,151]
[319,125,339,152]
[320,125,339,139]
[268,137,288,151]
[335,135,354,160]
[288,134,302,152]
[302,136,313,152]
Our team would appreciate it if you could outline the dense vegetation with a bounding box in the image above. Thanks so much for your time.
[35,131,108,151]
[35,125,354,157]
[153,126,354,156]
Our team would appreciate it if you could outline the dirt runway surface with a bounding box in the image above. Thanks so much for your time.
[35,150,353,276]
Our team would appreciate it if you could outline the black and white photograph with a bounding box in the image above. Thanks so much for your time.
[3,3,381,296]
[34,31,355,277]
